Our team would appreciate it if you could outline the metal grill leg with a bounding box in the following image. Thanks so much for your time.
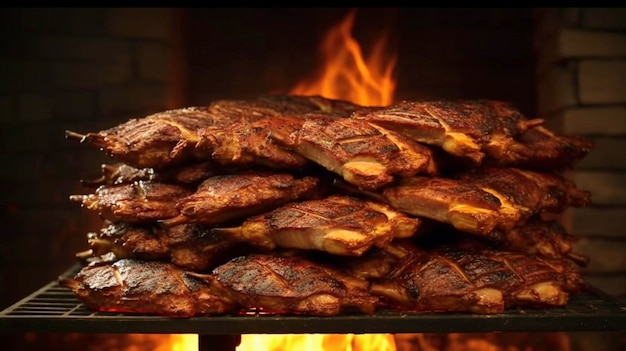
[198,334,241,351]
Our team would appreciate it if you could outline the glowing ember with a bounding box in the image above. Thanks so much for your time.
[238,334,396,351]
[289,9,397,107]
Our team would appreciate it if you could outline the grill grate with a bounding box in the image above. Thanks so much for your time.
[2,264,626,334]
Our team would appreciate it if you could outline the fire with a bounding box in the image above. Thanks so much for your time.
[289,9,397,107]
[239,334,396,351]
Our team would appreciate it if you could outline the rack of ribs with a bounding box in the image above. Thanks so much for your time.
[212,194,423,257]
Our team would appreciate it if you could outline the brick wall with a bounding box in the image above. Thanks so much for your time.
[533,8,626,299]
[0,8,182,309]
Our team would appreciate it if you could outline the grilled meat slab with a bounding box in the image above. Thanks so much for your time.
[213,195,422,256]
[162,171,322,227]
[59,259,236,317]
[268,113,439,190]
[352,99,542,166]
[208,253,379,316]
[81,161,220,187]
[81,222,242,272]
[370,246,584,314]
[69,181,193,223]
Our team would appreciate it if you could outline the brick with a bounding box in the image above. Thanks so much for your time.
[579,60,626,104]
[574,237,626,273]
[26,36,133,63]
[16,8,107,36]
[576,137,626,169]
[582,8,626,30]
[97,84,168,116]
[107,8,173,40]
[536,62,578,117]
[0,95,18,122]
[136,41,170,82]
[0,58,53,93]
[572,170,626,205]
[557,106,626,136]
[570,207,626,237]
[561,29,626,57]
[17,93,53,121]
[50,90,97,120]
[51,61,133,89]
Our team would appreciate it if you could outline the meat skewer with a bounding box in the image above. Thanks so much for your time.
[161,171,322,227]
[212,194,423,257]
[58,259,237,318]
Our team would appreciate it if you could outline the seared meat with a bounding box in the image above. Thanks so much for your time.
[81,222,242,272]
[370,246,584,314]
[452,167,591,219]
[486,125,594,170]
[268,113,438,191]
[65,106,233,169]
[208,253,379,316]
[213,195,422,256]
[58,259,237,317]
[81,161,220,187]
[352,99,543,166]
[161,171,322,227]
[69,181,193,223]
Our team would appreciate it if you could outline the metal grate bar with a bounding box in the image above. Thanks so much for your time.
[2,265,626,335]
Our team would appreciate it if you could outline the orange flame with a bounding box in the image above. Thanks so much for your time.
[239,334,396,351]
[289,9,397,107]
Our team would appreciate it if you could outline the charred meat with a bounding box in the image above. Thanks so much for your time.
[213,194,422,256]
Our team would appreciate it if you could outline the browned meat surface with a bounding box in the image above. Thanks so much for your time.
[484,216,589,267]
[65,106,233,169]
[58,259,237,317]
[352,99,543,166]
[213,195,422,256]
[370,246,584,314]
[452,166,591,219]
[208,253,379,316]
[69,181,193,223]
[81,161,220,187]
[162,171,322,227]
[80,222,244,272]
[485,125,594,170]
[268,113,439,191]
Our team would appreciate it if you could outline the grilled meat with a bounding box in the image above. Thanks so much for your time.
[208,253,379,316]
[268,113,439,191]
[65,106,233,169]
[81,222,243,272]
[213,194,422,256]
[370,246,584,314]
[452,166,591,220]
[69,181,193,223]
[486,125,594,170]
[58,259,236,317]
[161,171,322,227]
[352,99,543,166]
[80,161,220,187]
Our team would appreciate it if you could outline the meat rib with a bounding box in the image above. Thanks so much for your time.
[161,171,322,227]
[58,259,237,317]
[370,246,584,314]
[69,181,193,223]
[81,221,243,272]
[213,194,423,256]
[268,113,439,191]
[352,99,543,166]
[208,253,379,316]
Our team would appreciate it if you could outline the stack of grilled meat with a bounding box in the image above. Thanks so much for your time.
[60,95,594,318]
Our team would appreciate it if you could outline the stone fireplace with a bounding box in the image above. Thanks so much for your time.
[1,7,625,351]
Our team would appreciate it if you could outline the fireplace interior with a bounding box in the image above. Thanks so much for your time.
[1,7,626,351]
